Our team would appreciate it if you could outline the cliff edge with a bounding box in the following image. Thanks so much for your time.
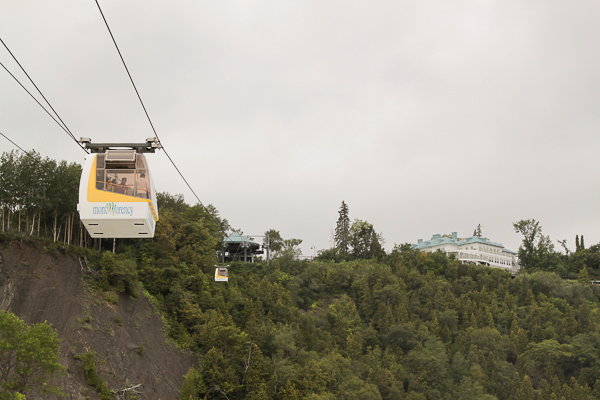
[0,239,195,399]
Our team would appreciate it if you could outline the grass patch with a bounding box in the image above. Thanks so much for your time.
[101,291,118,305]
[74,350,114,400]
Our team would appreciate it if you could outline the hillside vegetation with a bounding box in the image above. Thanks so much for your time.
[0,235,195,399]
[3,151,600,399]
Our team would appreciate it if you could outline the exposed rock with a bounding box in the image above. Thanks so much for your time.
[0,241,195,399]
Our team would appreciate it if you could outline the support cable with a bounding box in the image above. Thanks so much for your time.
[94,0,227,238]
[0,131,28,154]
[0,38,88,153]
[0,131,40,161]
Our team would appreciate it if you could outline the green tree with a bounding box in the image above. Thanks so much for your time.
[264,229,284,257]
[0,311,63,398]
[578,267,590,284]
[97,252,139,294]
[204,203,233,235]
[261,229,302,260]
[0,151,19,232]
[508,372,534,400]
[179,367,202,400]
[557,239,570,256]
[517,339,573,384]
[45,159,81,243]
[513,219,560,272]
[279,379,301,400]
[334,201,350,255]
[282,238,303,259]
[199,347,240,398]
[349,219,385,260]
[404,336,449,393]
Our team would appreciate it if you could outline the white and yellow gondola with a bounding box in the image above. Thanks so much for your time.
[77,138,159,238]
[214,265,229,282]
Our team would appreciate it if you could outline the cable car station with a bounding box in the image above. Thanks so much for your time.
[221,233,264,263]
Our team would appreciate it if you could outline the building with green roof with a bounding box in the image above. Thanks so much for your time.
[222,233,264,263]
[412,232,520,273]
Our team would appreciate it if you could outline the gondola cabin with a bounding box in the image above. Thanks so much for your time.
[77,138,159,238]
[215,266,229,282]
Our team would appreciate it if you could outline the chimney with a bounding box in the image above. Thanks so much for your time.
[452,232,457,240]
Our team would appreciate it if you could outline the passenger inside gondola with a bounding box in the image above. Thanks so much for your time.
[116,177,128,194]
[95,152,152,199]
[136,172,150,198]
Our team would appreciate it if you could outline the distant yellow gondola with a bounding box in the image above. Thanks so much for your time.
[215,266,229,282]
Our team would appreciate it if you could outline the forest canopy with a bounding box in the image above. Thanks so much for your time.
[3,151,600,399]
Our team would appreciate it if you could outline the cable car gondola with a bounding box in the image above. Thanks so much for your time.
[77,138,159,238]
[215,265,229,282]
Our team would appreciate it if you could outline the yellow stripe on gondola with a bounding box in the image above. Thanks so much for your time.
[87,156,158,221]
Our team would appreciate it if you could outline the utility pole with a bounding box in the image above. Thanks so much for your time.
[266,235,270,265]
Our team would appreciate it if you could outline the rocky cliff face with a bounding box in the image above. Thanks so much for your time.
[0,240,195,399]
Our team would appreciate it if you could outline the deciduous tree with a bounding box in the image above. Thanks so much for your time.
[350,219,385,260]
[0,311,63,397]
[513,219,561,272]
[264,229,283,257]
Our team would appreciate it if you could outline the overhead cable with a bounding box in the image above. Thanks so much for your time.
[94,0,227,236]
[0,38,88,153]
[0,131,28,154]
[0,131,40,161]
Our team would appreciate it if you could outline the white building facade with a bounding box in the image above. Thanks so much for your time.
[412,232,520,274]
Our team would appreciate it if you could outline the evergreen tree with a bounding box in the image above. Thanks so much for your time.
[592,379,600,398]
[578,267,590,284]
[349,219,385,260]
[473,224,482,237]
[334,201,350,255]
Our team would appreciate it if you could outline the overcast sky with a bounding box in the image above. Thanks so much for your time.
[1,1,599,256]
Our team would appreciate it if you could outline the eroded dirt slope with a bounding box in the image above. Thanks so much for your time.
[0,240,195,399]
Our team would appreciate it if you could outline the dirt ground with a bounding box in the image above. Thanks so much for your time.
[0,240,196,399]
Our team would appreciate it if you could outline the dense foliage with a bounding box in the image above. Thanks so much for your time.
[169,250,600,399]
[0,311,63,398]
[513,219,600,277]
[0,150,82,244]
[135,197,600,399]
[320,201,385,262]
[5,151,600,399]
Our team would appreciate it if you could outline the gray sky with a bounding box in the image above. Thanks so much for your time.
[1,1,599,256]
